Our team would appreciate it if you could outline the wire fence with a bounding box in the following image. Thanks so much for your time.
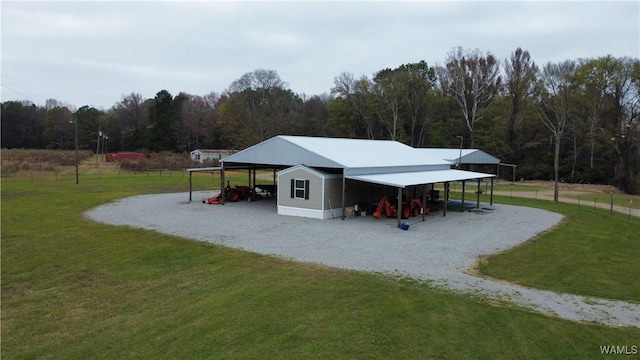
[440,181,639,219]
[4,170,638,219]
[0,168,265,193]
[1,168,188,181]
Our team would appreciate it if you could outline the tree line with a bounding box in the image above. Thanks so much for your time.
[2,48,639,194]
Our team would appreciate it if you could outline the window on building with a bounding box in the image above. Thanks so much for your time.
[290,179,310,200]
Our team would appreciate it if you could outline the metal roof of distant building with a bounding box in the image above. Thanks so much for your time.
[190,149,235,154]
[417,148,501,164]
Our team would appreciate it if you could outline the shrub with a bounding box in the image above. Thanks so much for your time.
[117,152,201,171]
[1,149,93,172]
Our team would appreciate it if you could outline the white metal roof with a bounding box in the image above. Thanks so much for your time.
[347,169,495,188]
[222,136,452,175]
[418,148,501,165]
[220,136,500,186]
[281,136,450,168]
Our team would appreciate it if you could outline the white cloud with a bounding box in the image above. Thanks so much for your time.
[1,1,638,108]
[3,6,129,38]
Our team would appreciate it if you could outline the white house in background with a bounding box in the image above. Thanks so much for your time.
[190,149,235,163]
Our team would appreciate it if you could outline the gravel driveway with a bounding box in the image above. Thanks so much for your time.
[85,191,640,328]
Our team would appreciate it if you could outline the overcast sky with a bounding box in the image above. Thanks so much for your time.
[1,1,639,110]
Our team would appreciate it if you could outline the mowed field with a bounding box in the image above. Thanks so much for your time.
[2,157,639,359]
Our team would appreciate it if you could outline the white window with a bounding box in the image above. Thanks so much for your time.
[291,179,309,200]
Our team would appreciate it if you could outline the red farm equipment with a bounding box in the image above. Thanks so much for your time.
[407,197,427,217]
[372,195,398,219]
[372,195,428,219]
[203,182,264,205]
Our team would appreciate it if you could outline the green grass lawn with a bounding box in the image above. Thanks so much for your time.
[2,176,639,359]
[561,192,639,209]
[476,196,640,303]
[440,182,640,210]
[443,182,546,193]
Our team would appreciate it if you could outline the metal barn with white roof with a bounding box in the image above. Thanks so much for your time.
[194,135,498,227]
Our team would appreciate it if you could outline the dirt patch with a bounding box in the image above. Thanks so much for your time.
[519,180,622,194]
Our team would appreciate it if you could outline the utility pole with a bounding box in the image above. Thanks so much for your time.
[96,130,102,165]
[102,134,108,161]
[456,135,463,169]
[71,113,79,184]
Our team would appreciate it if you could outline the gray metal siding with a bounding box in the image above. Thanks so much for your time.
[324,177,343,212]
[345,164,450,176]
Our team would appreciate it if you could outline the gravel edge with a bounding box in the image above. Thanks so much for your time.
[84,191,640,328]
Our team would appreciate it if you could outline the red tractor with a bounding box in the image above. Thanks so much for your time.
[203,182,263,204]
[407,197,427,217]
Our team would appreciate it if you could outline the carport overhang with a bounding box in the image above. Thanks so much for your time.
[187,167,221,202]
[189,165,496,228]
[347,169,496,228]
[346,169,495,188]
[187,164,283,203]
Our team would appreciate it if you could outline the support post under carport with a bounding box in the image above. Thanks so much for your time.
[461,180,465,212]
[422,184,427,222]
[476,179,481,208]
[397,187,402,228]
[443,182,449,217]
[490,178,494,205]
[189,171,193,201]
[252,167,256,189]
[341,173,346,220]
[220,166,226,205]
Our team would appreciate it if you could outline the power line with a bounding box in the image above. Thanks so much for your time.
[0,84,42,104]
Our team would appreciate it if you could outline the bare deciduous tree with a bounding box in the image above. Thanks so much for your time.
[438,47,501,147]
[228,69,287,93]
[373,68,402,141]
[504,48,538,147]
[114,93,148,151]
[331,71,376,139]
[534,60,577,202]
[608,57,640,194]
